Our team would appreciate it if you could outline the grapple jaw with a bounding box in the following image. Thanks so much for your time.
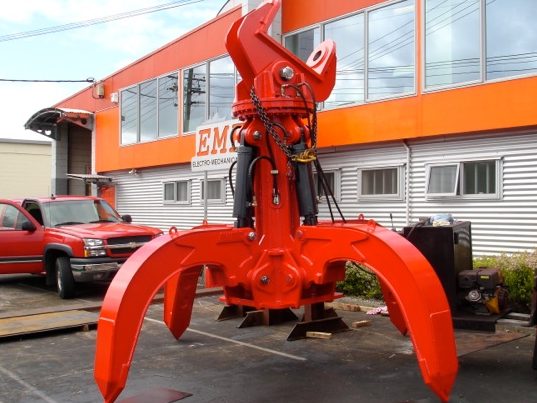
[93,1,458,402]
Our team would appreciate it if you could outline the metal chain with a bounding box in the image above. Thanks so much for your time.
[250,86,293,159]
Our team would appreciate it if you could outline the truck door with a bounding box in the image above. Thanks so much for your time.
[0,200,44,274]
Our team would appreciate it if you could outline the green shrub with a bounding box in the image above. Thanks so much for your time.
[474,251,536,311]
[337,261,383,300]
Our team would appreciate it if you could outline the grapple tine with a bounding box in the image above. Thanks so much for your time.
[164,267,202,339]
[298,223,458,401]
[378,279,408,335]
[94,228,245,402]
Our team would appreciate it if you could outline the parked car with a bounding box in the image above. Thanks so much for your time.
[0,196,162,298]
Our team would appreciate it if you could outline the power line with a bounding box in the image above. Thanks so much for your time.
[0,0,203,43]
[0,78,94,83]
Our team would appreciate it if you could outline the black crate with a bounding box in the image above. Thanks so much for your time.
[403,221,473,313]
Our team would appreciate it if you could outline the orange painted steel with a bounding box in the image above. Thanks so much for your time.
[94,1,458,401]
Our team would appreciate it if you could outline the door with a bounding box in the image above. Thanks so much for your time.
[0,200,44,274]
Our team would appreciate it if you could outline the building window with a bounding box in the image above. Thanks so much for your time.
[426,160,500,198]
[163,181,191,204]
[121,87,138,144]
[209,56,235,121]
[120,73,179,144]
[425,0,537,90]
[183,64,207,133]
[183,56,237,134]
[359,167,403,200]
[368,0,415,100]
[313,170,341,201]
[486,0,537,81]
[201,178,226,203]
[284,27,320,62]
[284,0,415,107]
[425,0,480,88]
[159,74,179,137]
[462,160,496,195]
[427,164,459,195]
[324,13,365,108]
[140,79,158,142]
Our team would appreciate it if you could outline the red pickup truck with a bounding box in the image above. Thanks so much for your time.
[0,196,162,298]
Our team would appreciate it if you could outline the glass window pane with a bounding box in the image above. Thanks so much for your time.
[368,0,415,100]
[209,56,235,122]
[201,179,223,201]
[176,181,189,202]
[362,168,398,195]
[121,86,138,144]
[463,161,496,194]
[140,79,158,142]
[284,28,321,62]
[486,0,537,80]
[425,0,481,88]
[0,204,23,229]
[158,74,178,137]
[183,64,207,133]
[324,14,365,108]
[164,183,175,201]
[428,165,458,193]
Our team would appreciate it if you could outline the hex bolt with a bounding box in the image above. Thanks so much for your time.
[253,130,262,140]
[280,66,295,81]
[260,275,270,285]
[247,231,256,241]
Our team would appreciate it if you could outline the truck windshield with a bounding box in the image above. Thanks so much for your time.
[43,199,122,227]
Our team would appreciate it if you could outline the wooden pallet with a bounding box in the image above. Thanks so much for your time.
[0,310,98,339]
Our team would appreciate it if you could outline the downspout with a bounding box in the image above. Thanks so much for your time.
[403,140,411,226]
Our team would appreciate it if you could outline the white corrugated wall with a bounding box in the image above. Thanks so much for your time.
[113,167,235,230]
[407,131,537,255]
[108,130,537,256]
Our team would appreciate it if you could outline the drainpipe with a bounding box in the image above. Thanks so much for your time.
[403,140,411,226]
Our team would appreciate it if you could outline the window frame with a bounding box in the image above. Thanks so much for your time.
[425,158,502,200]
[200,178,227,204]
[313,169,342,203]
[119,71,180,146]
[421,0,537,94]
[425,163,460,197]
[357,165,405,201]
[282,0,417,110]
[182,54,238,135]
[366,0,417,102]
[163,180,191,205]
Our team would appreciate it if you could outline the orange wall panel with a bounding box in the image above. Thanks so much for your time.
[95,108,197,172]
[317,76,537,148]
[282,0,384,33]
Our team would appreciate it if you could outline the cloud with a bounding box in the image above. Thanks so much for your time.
[0,0,224,140]
[0,81,84,139]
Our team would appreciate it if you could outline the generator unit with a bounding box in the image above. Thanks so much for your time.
[403,220,509,330]
[458,268,508,315]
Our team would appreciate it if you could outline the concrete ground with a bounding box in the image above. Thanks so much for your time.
[0,275,536,403]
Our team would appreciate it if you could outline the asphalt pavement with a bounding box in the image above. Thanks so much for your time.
[0,274,536,403]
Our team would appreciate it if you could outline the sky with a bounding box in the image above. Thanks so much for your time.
[0,0,227,142]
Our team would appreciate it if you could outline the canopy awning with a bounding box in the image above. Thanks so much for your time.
[25,107,93,140]
[67,173,113,185]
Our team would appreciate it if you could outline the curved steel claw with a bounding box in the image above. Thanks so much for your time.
[94,225,252,403]
[94,222,457,402]
[94,1,457,402]
[296,222,458,401]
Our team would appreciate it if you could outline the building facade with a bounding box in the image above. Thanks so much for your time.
[0,139,51,198]
[26,0,537,255]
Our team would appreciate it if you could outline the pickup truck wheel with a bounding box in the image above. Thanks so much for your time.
[56,256,75,299]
